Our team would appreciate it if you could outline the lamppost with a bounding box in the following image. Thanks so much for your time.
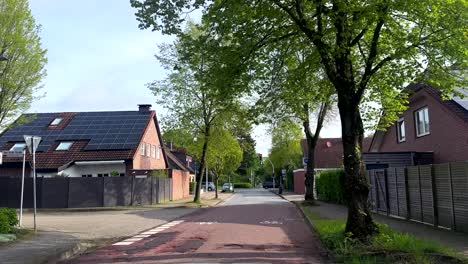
[266,158,275,189]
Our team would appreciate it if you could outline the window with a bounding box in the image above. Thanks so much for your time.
[415,107,430,137]
[55,142,73,151]
[50,117,63,126]
[82,174,92,178]
[146,143,151,157]
[397,118,406,142]
[141,143,145,156]
[156,146,161,160]
[119,173,125,177]
[152,145,156,158]
[97,173,109,177]
[9,143,26,152]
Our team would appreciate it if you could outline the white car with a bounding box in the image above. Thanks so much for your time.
[222,183,234,192]
[201,182,216,191]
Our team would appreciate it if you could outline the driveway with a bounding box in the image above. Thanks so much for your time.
[22,207,197,240]
[68,189,325,263]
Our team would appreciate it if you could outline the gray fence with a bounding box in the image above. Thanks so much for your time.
[0,176,172,208]
[368,162,468,233]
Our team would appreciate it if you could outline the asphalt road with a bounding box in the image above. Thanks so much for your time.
[67,189,324,264]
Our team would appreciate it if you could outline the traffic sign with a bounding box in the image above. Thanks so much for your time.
[24,135,41,154]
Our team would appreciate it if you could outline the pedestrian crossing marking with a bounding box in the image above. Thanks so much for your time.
[112,220,185,246]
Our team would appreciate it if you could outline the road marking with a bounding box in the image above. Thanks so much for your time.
[260,220,283,225]
[112,220,185,246]
[198,221,218,225]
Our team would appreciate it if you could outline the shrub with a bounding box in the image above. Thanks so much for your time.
[189,182,196,194]
[0,208,18,234]
[315,170,345,204]
[233,182,252,189]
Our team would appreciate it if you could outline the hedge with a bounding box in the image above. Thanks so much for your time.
[0,208,18,234]
[189,182,196,194]
[233,182,252,189]
[315,170,345,204]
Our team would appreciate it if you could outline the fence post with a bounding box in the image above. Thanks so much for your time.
[404,167,410,220]
[418,166,424,222]
[448,163,456,231]
[130,176,134,206]
[102,177,105,207]
[430,165,438,227]
[374,171,379,211]
[384,169,390,216]
[395,167,399,217]
[150,176,154,205]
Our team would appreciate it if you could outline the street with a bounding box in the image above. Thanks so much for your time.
[67,189,324,263]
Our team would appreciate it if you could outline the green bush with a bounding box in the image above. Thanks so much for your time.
[0,208,18,234]
[189,182,196,194]
[315,170,345,204]
[233,182,252,188]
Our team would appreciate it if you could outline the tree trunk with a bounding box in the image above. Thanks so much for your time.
[338,97,377,240]
[215,176,219,199]
[194,124,211,203]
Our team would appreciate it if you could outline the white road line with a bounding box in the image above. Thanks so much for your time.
[113,219,185,246]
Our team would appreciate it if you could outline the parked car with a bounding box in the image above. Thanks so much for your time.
[263,181,274,189]
[222,183,234,192]
[201,182,216,191]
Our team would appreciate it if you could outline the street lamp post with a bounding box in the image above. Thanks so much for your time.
[266,159,275,189]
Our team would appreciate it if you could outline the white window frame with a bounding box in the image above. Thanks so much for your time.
[396,118,406,143]
[9,143,26,152]
[415,107,430,137]
[152,145,156,158]
[55,142,73,151]
[50,117,63,126]
[156,146,161,160]
[146,143,151,157]
[141,143,145,156]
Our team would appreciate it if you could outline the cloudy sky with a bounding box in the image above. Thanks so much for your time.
[28,0,341,156]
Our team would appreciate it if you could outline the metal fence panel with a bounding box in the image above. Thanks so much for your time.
[103,177,132,207]
[68,177,104,208]
[41,178,68,208]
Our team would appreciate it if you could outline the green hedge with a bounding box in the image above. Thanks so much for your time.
[233,182,252,188]
[315,170,345,204]
[189,182,196,194]
[0,208,18,234]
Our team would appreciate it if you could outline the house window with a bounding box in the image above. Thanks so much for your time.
[141,143,145,156]
[50,117,63,126]
[156,146,161,160]
[56,142,73,151]
[119,173,125,177]
[397,118,406,142]
[146,143,151,157]
[415,107,430,137]
[81,174,92,178]
[97,173,109,177]
[9,143,26,152]
[152,145,156,158]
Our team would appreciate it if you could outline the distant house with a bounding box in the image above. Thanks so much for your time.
[365,84,468,169]
[0,104,168,178]
[165,146,196,182]
[294,137,372,194]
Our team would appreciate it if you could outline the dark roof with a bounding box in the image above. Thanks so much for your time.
[0,110,166,169]
[166,148,195,174]
[0,111,152,152]
[301,137,373,169]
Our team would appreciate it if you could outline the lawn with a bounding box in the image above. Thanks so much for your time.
[298,202,468,264]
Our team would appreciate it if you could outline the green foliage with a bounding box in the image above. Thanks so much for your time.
[151,170,168,178]
[315,170,345,204]
[267,119,303,177]
[300,205,466,264]
[0,0,47,129]
[189,181,196,194]
[0,208,18,233]
[110,171,120,177]
[233,182,252,189]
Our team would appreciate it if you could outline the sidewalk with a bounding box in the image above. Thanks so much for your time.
[280,192,468,256]
[0,191,232,264]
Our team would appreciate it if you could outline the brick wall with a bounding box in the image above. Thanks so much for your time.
[170,169,190,200]
[377,89,468,163]
[133,117,167,170]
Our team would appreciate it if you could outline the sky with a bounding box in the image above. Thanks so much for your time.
[28,0,341,156]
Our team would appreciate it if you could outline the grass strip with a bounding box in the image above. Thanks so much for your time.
[298,202,467,264]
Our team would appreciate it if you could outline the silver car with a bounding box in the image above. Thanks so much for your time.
[222,183,234,192]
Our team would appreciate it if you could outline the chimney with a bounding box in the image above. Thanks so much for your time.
[138,104,152,112]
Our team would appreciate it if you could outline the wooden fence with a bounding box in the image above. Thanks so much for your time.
[368,162,468,233]
[0,176,172,208]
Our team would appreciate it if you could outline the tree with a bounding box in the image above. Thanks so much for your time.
[206,128,243,198]
[148,23,244,203]
[0,0,47,128]
[131,0,467,240]
[268,119,303,178]
[252,38,334,201]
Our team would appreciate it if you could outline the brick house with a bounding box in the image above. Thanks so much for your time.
[0,104,168,178]
[366,84,468,168]
[294,137,372,194]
